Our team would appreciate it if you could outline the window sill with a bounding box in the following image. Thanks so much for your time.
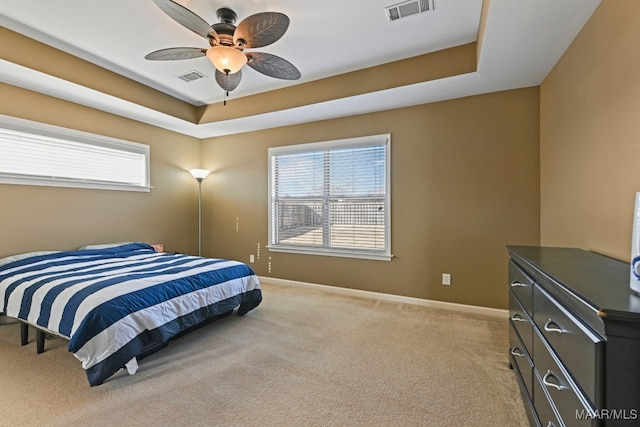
[0,175,152,192]
[267,245,393,261]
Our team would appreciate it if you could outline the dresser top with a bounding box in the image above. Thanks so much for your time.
[507,246,640,321]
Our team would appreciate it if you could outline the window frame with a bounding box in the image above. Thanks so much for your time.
[268,134,392,261]
[0,114,151,192]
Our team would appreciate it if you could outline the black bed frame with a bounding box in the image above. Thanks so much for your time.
[20,322,47,353]
[18,308,235,360]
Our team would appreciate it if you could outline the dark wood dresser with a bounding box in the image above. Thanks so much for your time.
[507,246,640,426]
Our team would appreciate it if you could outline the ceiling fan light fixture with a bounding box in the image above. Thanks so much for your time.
[206,46,247,74]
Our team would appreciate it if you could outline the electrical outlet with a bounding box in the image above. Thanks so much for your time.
[442,273,451,286]
[249,254,255,263]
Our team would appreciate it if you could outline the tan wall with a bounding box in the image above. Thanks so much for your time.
[540,0,640,261]
[202,88,540,309]
[0,83,202,258]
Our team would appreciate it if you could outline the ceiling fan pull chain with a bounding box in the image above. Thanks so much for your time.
[224,90,228,106]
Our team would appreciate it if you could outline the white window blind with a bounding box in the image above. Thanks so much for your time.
[0,115,150,192]
[268,134,391,261]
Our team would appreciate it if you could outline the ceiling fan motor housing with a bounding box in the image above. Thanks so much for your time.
[211,26,237,46]
[212,9,246,48]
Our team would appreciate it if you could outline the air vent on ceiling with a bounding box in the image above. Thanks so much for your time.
[385,0,435,22]
[176,70,207,83]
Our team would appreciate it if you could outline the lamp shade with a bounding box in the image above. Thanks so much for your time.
[189,169,211,181]
[206,46,247,74]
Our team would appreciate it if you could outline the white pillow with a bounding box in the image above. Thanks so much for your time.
[0,251,60,268]
[78,242,133,250]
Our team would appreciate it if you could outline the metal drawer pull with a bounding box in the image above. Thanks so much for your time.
[544,319,564,334]
[510,280,527,287]
[546,422,556,427]
[510,347,525,358]
[542,370,566,391]
[511,313,528,323]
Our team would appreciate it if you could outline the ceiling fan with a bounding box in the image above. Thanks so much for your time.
[145,0,301,100]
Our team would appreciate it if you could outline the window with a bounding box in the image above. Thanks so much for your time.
[268,134,391,261]
[0,115,150,192]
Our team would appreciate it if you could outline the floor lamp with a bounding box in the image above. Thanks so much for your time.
[189,169,211,256]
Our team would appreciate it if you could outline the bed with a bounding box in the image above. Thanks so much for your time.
[0,242,262,386]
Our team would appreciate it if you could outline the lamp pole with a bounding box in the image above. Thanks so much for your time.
[189,169,211,257]
[196,177,203,256]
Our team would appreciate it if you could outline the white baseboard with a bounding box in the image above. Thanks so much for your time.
[258,276,508,318]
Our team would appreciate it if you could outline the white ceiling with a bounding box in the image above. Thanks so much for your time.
[0,0,601,139]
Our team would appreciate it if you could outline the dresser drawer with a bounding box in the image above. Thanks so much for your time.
[533,328,597,427]
[534,284,604,406]
[510,290,534,353]
[510,321,533,398]
[533,369,564,427]
[509,259,535,315]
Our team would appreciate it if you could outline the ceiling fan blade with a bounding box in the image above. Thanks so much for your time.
[246,52,301,80]
[215,69,242,92]
[152,0,219,43]
[233,12,290,48]
[145,47,207,60]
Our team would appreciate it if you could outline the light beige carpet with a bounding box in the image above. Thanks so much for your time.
[0,282,528,426]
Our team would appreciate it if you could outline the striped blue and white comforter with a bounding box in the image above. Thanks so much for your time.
[0,243,262,386]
